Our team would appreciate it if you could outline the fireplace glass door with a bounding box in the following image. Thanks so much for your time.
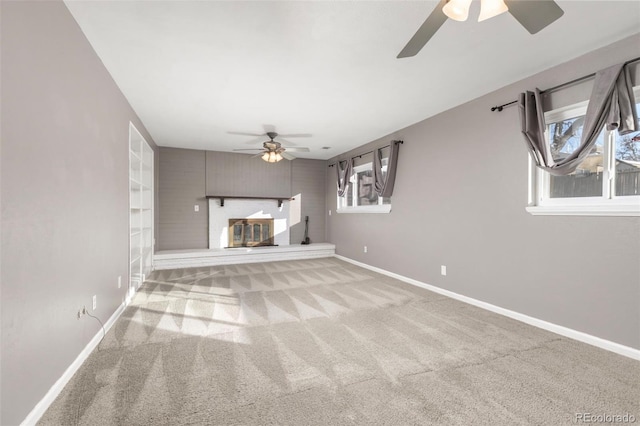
[229,218,274,247]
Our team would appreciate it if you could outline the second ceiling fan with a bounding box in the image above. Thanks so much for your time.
[398,0,564,58]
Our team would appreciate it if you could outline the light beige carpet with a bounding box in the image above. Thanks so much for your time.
[40,257,639,425]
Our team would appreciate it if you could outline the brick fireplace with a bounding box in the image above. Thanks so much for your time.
[208,198,290,249]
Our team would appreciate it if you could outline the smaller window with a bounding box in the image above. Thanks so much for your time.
[527,88,640,216]
[337,161,391,213]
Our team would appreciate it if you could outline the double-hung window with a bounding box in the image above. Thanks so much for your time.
[337,160,392,213]
[527,87,640,216]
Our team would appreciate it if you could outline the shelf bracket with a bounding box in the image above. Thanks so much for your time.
[220,198,225,207]
[278,199,283,208]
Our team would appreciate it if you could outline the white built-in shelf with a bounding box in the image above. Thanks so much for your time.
[129,123,154,295]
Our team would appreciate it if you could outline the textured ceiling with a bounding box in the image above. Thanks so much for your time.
[64,1,640,159]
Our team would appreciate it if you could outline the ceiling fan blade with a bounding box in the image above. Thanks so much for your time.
[277,133,312,138]
[233,148,263,151]
[281,151,296,161]
[283,147,310,152]
[505,0,564,34]
[273,137,298,147]
[397,0,448,59]
[227,131,263,137]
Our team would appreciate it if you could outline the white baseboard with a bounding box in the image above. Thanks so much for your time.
[21,301,127,426]
[335,255,640,361]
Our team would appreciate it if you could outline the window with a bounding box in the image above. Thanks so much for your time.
[337,161,392,213]
[527,87,640,216]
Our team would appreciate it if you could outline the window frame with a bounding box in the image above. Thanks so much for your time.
[337,162,392,214]
[526,88,640,217]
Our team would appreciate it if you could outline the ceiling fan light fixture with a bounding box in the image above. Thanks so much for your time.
[261,152,270,162]
[442,0,473,22]
[478,0,508,22]
[275,152,283,162]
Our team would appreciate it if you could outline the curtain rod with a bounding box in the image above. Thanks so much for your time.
[490,56,640,112]
[327,140,403,168]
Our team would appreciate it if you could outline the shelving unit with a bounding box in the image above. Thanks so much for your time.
[129,123,154,300]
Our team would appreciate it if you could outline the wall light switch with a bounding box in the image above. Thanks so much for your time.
[364,246,368,253]
[329,209,332,216]
[441,265,447,276]
[194,205,200,212]
[118,276,122,289]
[92,295,97,310]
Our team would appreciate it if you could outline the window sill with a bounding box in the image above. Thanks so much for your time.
[336,205,392,214]
[526,204,640,217]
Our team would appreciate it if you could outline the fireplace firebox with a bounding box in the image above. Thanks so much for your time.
[228,218,275,248]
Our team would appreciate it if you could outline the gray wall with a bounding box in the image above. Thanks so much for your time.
[291,159,327,245]
[157,148,327,250]
[326,34,640,350]
[1,2,157,424]
[158,148,208,250]
[205,151,292,198]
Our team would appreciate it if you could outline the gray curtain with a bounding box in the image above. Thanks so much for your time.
[336,158,353,197]
[519,63,637,176]
[373,141,400,197]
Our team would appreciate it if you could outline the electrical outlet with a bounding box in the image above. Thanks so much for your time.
[92,295,97,310]
[118,275,122,289]
[364,246,368,253]
[441,265,447,276]
[194,204,199,212]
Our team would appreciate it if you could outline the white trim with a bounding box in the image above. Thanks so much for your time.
[544,99,589,123]
[334,254,640,361]
[336,204,391,214]
[526,204,640,216]
[21,302,127,426]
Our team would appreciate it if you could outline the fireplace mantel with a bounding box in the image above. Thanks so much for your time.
[206,195,294,207]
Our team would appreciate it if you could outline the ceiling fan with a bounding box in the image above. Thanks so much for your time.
[397,0,564,58]
[233,132,310,162]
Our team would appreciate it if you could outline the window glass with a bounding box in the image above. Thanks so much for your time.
[356,169,377,206]
[615,102,640,196]
[233,225,242,244]
[548,115,584,161]
[346,177,354,207]
[548,116,605,198]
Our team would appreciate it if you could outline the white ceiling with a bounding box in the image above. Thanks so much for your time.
[64,1,640,160]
